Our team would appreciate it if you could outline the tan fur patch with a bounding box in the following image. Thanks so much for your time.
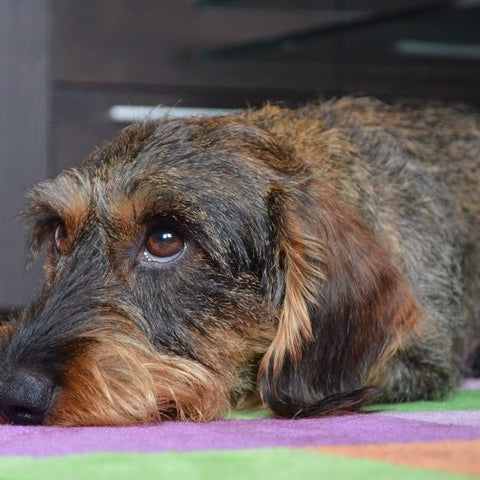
[259,207,322,379]
[0,322,13,344]
[47,323,229,426]
[29,169,92,230]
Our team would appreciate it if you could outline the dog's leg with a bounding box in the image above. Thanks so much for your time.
[375,319,459,402]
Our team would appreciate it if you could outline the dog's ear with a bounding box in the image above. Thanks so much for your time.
[259,181,420,417]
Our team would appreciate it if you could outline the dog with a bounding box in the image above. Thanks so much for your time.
[0,97,479,426]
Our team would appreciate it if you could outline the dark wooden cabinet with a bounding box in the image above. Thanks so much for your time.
[50,0,334,171]
[51,0,480,172]
[50,0,480,172]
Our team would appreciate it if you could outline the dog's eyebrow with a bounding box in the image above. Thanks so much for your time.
[100,180,199,229]
[26,170,92,220]
[24,170,92,250]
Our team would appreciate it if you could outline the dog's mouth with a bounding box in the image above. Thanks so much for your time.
[0,405,46,425]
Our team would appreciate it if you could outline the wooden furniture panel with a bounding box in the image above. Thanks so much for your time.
[0,0,50,310]
[52,0,337,92]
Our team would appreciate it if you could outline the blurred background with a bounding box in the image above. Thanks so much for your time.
[1,0,480,312]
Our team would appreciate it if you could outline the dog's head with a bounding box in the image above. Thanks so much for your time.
[0,111,419,425]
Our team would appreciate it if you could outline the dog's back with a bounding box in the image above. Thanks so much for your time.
[319,98,480,340]
[315,97,480,236]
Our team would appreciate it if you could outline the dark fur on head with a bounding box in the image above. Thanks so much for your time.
[0,97,479,425]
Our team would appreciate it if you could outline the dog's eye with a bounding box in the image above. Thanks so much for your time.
[54,223,69,255]
[144,228,184,263]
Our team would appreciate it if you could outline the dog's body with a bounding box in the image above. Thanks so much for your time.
[0,97,479,425]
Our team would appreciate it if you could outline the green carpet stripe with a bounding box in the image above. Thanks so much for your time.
[369,389,480,413]
[232,389,480,419]
[0,449,472,480]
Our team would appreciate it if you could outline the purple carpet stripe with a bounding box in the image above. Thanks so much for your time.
[1,414,480,457]
[460,379,480,390]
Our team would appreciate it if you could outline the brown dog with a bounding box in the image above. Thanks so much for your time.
[0,97,479,425]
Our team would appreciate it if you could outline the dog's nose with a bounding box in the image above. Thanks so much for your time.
[0,372,54,425]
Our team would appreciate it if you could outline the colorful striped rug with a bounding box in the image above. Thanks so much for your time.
[1,380,479,479]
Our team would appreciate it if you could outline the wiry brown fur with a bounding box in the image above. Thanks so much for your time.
[0,97,478,425]
[51,327,229,425]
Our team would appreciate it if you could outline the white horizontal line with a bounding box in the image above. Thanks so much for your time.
[109,105,236,123]
[396,40,480,60]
